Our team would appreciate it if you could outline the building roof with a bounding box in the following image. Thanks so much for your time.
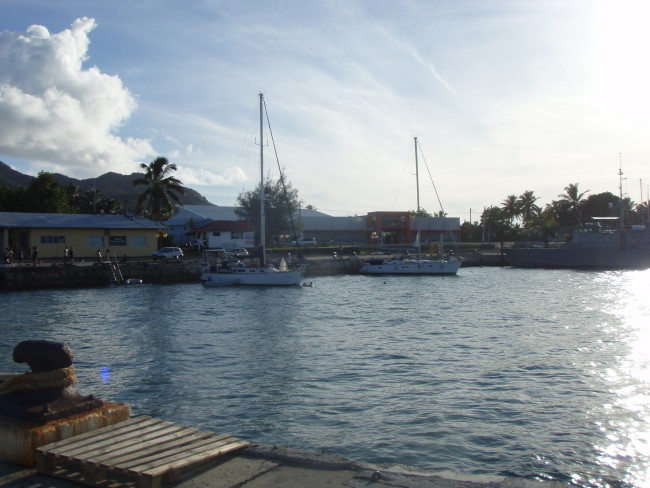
[0,212,160,229]
[167,205,331,224]
[194,220,254,232]
[166,205,240,224]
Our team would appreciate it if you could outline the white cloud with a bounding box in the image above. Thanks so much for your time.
[176,165,247,188]
[0,18,155,176]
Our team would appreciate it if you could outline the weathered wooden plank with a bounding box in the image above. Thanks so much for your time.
[51,418,175,458]
[107,432,229,471]
[88,427,208,466]
[35,416,154,453]
[35,416,250,488]
[65,423,191,463]
[125,436,240,473]
[140,439,250,477]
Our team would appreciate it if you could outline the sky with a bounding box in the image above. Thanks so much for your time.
[1,0,649,220]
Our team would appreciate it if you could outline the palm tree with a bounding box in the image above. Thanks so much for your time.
[558,183,589,225]
[133,157,186,221]
[501,194,520,224]
[517,190,541,228]
[543,200,570,226]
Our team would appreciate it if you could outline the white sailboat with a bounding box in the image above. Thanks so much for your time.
[359,137,461,276]
[201,93,304,286]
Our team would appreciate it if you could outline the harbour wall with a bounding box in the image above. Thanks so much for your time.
[0,262,200,291]
[1,252,507,291]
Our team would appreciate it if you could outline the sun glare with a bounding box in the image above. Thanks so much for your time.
[600,269,650,486]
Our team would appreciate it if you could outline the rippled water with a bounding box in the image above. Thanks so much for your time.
[1,267,649,487]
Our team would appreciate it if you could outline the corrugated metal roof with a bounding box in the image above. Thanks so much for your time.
[194,220,254,232]
[0,212,160,229]
[167,205,331,224]
[166,205,240,223]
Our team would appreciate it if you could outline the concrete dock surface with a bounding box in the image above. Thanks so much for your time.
[1,444,569,488]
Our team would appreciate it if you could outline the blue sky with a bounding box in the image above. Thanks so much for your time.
[1,0,649,219]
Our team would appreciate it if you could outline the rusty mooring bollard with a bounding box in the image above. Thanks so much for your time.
[0,340,103,422]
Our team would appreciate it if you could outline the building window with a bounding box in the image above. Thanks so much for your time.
[40,235,66,244]
[231,232,243,239]
[87,236,104,248]
[109,236,127,246]
[212,231,221,237]
[131,236,147,247]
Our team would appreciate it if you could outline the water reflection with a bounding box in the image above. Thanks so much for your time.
[594,270,650,487]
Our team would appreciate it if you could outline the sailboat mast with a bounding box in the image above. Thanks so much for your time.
[618,153,625,227]
[259,93,266,266]
[415,137,421,258]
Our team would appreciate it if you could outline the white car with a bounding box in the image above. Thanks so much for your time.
[152,247,183,261]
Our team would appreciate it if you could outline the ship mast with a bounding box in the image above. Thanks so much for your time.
[618,153,625,227]
[415,137,421,259]
[259,93,266,266]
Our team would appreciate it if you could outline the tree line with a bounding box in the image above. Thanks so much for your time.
[462,183,649,242]
[5,157,648,247]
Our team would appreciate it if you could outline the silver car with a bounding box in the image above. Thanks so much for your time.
[152,247,184,261]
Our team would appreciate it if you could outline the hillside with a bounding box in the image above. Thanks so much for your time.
[0,161,214,209]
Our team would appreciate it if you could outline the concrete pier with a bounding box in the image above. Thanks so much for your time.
[0,443,568,487]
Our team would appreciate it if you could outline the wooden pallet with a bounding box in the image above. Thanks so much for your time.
[35,416,251,488]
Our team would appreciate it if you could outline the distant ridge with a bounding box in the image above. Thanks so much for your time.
[0,161,214,210]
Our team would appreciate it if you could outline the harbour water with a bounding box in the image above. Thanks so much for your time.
[1,267,648,487]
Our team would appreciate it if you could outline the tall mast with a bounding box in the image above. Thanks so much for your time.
[415,137,421,258]
[259,93,266,266]
[618,153,625,226]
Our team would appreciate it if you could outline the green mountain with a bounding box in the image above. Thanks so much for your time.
[0,161,214,209]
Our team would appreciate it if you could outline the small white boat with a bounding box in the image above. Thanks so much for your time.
[360,256,461,275]
[123,278,143,285]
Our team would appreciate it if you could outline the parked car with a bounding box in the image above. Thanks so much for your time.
[152,247,183,261]
[225,248,249,259]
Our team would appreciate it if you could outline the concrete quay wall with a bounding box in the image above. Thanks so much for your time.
[1,252,507,291]
[0,262,200,291]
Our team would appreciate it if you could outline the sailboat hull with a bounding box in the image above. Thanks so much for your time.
[359,258,461,275]
[201,268,302,286]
